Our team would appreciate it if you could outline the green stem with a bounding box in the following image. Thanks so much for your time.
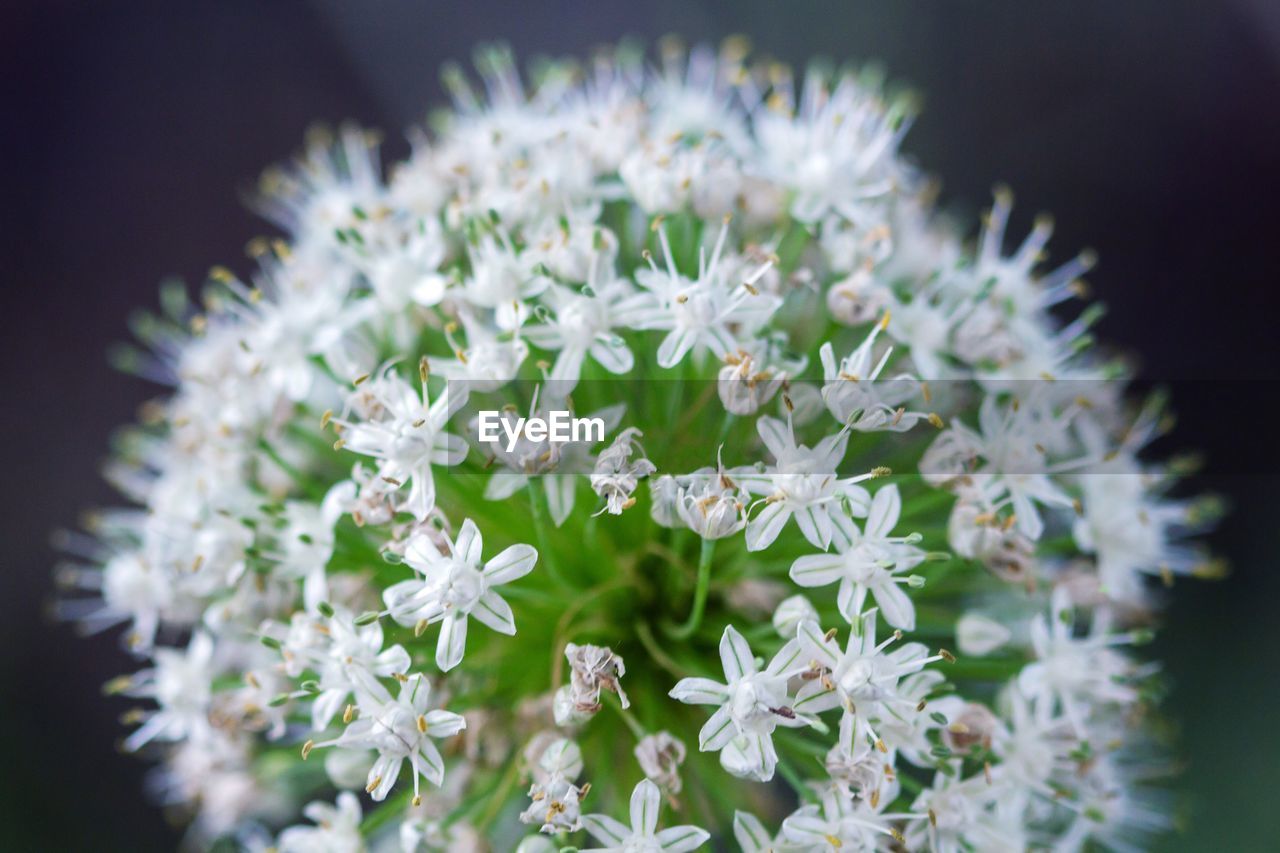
[604,691,647,741]
[716,410,736,447]
[663,538,716,639]
[635,620,688,678]
[528,482,570,589]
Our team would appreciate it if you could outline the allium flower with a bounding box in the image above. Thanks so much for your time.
[557,642,630,725]
[580,779,709,852]
[634,731,687,794]
[788,483,926,629]
[383,518,537,671]
[277,791,365,853]
[336,362,469,521]
[733,414,875,551]
[669,625,816,781]
[312,672,466,803]
[67,39,1221,851]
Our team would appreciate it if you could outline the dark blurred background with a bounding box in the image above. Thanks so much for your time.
[3,1,1278,849]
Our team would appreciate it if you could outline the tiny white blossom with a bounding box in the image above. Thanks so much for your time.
[337,363,469,521]
[818,316,927,432]
[634,731,687,794]
[590,428,656,516]
[669,625,814,781]
[772,593,818,639]
[384,518,536,671]
[733,414,873,552]
[580,779,709,852]
[314,672,466,803]
[788,484,925,629]
[277,791,365,853]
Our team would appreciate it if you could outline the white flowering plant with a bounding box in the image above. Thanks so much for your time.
[60,40,1226,851]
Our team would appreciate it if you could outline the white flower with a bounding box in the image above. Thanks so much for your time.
[523,257,637,387]
[256,123,383,243]
[818,316,927,432]
[561,642,630,718]
[733,415,873,552]
[825,264,893,327]
[277,791,365,853]
[789,484,925,629]
[300,605,411,731]
[793,611,947,749]
[520,738,587,833]
[674,462,748,540]
[627,220,781,369]
[907,771,1001,853]
[824,711,896,800]
[669,625,814,781]
[314,672,466,802]
[87,549,174,653]
[717,348,789,416]
[921,395,1078,540]
[429,310,529,392]
[521,772,587,834]
[752,70,905,222]
[337,363,469,521]
[464,232,548,330]
[580,779,709,852]
[1017,586,1139,733]
[384,518,537,671]
[122,631,216,750]
[989,686,1075,802]
[1072,411,1209,604]
[781,784,913,850]
[634,731,687,794]
[357,214,450,311]
[772,593,818,639]
[947,483,1037,583]
[590,428,656,516]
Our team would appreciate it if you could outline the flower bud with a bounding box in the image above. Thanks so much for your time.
[773,594,819,638]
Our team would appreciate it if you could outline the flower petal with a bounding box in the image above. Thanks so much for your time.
[872,579,916,631]
[656,825,711,851]
[745,501,792,552]
[630,779,662,837]
[435,612,468,672]
[582,814,631,847]
[866,484,901,539]
[789,552,846,588]
[719,625,755,683]
[698,705,736,752]
[471,590,517,635]
[669,677,729,705]
[452,518,483,566]
[484,543,538,585]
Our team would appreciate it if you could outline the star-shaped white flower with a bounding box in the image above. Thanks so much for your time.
[794,610,947,751]
[580,779,709,852]
[336,363,469,521]
[313,672,465,803]
[669,625,814,782]
[732,414,873,552]
[383,518,537,671]
[788,484,926,629]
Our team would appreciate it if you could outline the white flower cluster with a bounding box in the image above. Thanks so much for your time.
[60,40,1222,851]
